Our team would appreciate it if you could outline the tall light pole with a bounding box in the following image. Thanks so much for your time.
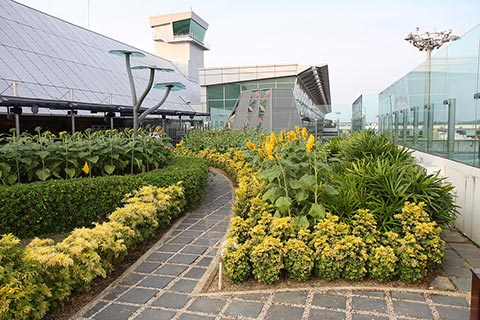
[404,28,459,149]
[109,49,184,137]
[335,111,341,136]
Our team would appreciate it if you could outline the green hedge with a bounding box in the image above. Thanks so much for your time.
[0,157,208,238]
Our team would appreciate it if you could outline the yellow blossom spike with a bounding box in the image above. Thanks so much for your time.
[301,127,308,140]
[82,161,90,174]
[279,130,287,145]
[246,140,256,151]
[258,149,266,159]
[287,130,297,142]
[295,126,301,137]
[269,132,278,150]
[306,134,315,153]
[264,141,274,160]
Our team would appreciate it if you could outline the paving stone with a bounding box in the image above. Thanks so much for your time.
[187,297,226,314]
[103,286,129,300]
[265,305,304,320]
[94,303,139,320]
[312,293,347,309]
[223,300,263,318]
[442,229,469,242]
[393,300,434,319]
[443,266,472,278]
[351,313,388,320]
[169,279,197,293]
[119,273,145,286]
[206,248,219,257]
[354,290,385,298]
[189,224,207,231]
[197,257,213,267]
[181,245,208,255]
[236,293,270,302]
[135,262,161,273]
[117,288,158,304]
[169,236,194,245]
[169,253,198,265]
[152,292,191,309]
[137,275,174,289]
[352,296,387,314]
[192,238,216,246]
[155,264,188,276]
[147,252,174,262]
[134,308,175,320]
[429,276,456,290]
[183,267,207,279]
[177,314,215,320]
[308,309,346,319]
[273,291,308,305]
[391,291,426,302]
[157,244,185,252]
[451,276,472,292]
[81,301,107,318]
[436,306,470,319]
[431,294,469,307]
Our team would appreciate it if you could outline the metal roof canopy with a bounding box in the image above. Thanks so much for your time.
[296,65,331,109]
[0,95,209,117]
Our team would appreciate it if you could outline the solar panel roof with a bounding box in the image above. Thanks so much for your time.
[0,0,202,116]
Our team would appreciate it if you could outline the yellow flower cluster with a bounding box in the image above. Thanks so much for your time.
[245,127,316,160]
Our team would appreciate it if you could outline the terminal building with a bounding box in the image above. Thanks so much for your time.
[199,64,331,133]
[0,1,206,135]
[0,0,331,136]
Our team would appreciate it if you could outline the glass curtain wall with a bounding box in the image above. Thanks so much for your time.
[379,24,480,167]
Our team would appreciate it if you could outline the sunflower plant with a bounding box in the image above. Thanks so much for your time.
[246,127,338,228]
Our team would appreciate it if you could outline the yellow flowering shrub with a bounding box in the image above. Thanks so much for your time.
[222,237,252,284]
[284,239,314,281]
[25,238,74,305]
[367,245,398,282]
[0,234,51,320]
[250,236,284,284]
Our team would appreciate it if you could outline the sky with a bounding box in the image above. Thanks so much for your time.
[14,0,480,122]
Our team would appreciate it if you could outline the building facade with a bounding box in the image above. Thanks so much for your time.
[199,64,331,133]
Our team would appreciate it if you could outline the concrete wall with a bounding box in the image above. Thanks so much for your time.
[413,150,480,246]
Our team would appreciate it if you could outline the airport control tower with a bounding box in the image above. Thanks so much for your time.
[150,11,209,83]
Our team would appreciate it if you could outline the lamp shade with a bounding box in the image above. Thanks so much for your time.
[153,82,186,91]
[108,49,145,58]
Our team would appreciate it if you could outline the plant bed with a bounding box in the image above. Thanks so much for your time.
[42,221,174,320]
[203,264,442,294]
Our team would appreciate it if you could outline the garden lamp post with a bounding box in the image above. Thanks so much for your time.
[138,82,186,123]
[109,49,181,137]
[404,28,459,148]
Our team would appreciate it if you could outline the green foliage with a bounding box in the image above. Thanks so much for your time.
[283,239,314,281]
[0,234,51,320]
[311,214,350,280]
[228,217,254,244]
[326,158,457,231]
[0,128,172,184]
[325,130,412,163]
[246,130,338,228]
[0,156,207,238]
[0,179,194,319]
[250,236,284,284]
[394,202,446,277]
[191,130,453,285]
[367,245,397,281]
[222,237,252,284]
[180,129,263,154]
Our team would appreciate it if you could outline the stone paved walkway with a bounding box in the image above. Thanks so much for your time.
[74,170,476,320]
